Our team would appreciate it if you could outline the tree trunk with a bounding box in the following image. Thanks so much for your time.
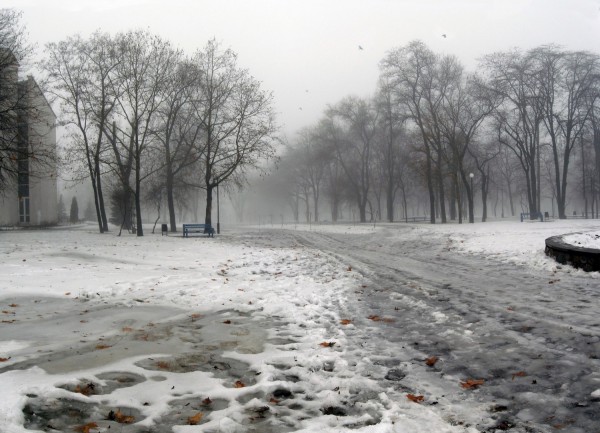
[205,185,213,226]
[425,147,436,224]
[95,164,108,232]
[386,177,394,222]
[436,151,447,223]
[166,172,177,232]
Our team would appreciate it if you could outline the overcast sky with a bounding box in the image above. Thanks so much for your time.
[6,0,600,138]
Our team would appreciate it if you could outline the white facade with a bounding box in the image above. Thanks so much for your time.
[0,71,57,226]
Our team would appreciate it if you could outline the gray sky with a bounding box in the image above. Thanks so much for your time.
[7,0,600,137]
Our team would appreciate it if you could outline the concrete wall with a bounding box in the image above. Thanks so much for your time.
[0,74,57,226]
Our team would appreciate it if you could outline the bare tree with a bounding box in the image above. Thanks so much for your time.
[380,41,454,223]
[152,55,203,232]
[1,9,55,192]
[111,30,177,236]
[191,40,278,230]
[481,49,544,219]
[376,76,408,222]
[325,96,380,222]
[532,46,599,219]
[42,32,118,233]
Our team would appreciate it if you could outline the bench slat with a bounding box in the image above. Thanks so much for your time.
[183,223,215,238]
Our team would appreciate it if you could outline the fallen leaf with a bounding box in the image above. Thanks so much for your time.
[74,383,96,396]
[512,371,527,380]
[113,410,135,424]
[187,412,203,425]
[122,327,134,332]
[223,320,232,324]
[74,422,99,433]
[368,315,395,323]
[156,361,170,370]
[202,397,212,405]
[190,313,202,320]
[407,394,425,403]
[95,344,111,350]
[340,319,352,325]
[425,356,438,367]
[0,357,11,362]
[65,292,71,296]
[347,266,352,271]
[319,341,336,348]
[460,379,484,389]
[234,380,246,388]
[269,397,280,404]
[8,303,18,308]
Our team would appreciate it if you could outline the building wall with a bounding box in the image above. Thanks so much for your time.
[23,77,58,226]
[0,179,19,225]
[0,57,19,226]
[0,73,57,226]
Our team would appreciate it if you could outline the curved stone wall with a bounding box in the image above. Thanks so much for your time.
[545,234,600,272]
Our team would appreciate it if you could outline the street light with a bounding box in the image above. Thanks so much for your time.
[469,172,474,193]
[216,177,220,234]
[469,173,474,223]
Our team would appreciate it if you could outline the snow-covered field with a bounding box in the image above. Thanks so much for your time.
[0,219,598,433]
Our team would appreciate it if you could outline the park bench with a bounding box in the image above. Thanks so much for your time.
[520,212,544,222]
[403,216,428,222]
[182,223,215,238]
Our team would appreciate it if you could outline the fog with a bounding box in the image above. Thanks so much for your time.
[7,0,600,228]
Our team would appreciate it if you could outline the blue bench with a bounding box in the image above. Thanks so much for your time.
[183,223,215,238]
[520,212,544,222]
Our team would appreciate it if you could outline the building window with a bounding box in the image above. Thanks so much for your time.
[19,197,30,223]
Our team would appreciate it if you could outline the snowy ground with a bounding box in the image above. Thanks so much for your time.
[0,219,599,433]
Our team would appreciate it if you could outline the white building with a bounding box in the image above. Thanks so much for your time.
[0,53,57,227]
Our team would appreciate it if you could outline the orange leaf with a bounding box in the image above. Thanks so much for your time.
[122,327,134,332]
[0,357,10,362]
[269,397,280,404]
[460,379,484,389]
[74,383,95,396]
[156,361,170,370]
[114,410,135,424]
[74,422,99,433]
[368,315,395,323]
[512,371,527,380]
[319,341,336,348]
[202,397,212,405]
[407,394,424,403]
[8,304,18,308]
[234,380,246,388]
[190,313,202,320]
[425,356,438,367]
[95,344,111,350]
[187,412,204,425]
[340,319,352,325]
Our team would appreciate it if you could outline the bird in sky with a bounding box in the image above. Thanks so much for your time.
[442,34,447,38]
[358,45,364,50]
[298,107,303,111]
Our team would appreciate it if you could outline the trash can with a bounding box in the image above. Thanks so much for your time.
[161,223,168,236]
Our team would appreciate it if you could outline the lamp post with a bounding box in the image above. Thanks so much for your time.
[469,172,474,194]
[216,178,220,234]
[469,172,474,223]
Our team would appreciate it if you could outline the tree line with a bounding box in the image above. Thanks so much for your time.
[40,29,277,235]
[271,41,600,223]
